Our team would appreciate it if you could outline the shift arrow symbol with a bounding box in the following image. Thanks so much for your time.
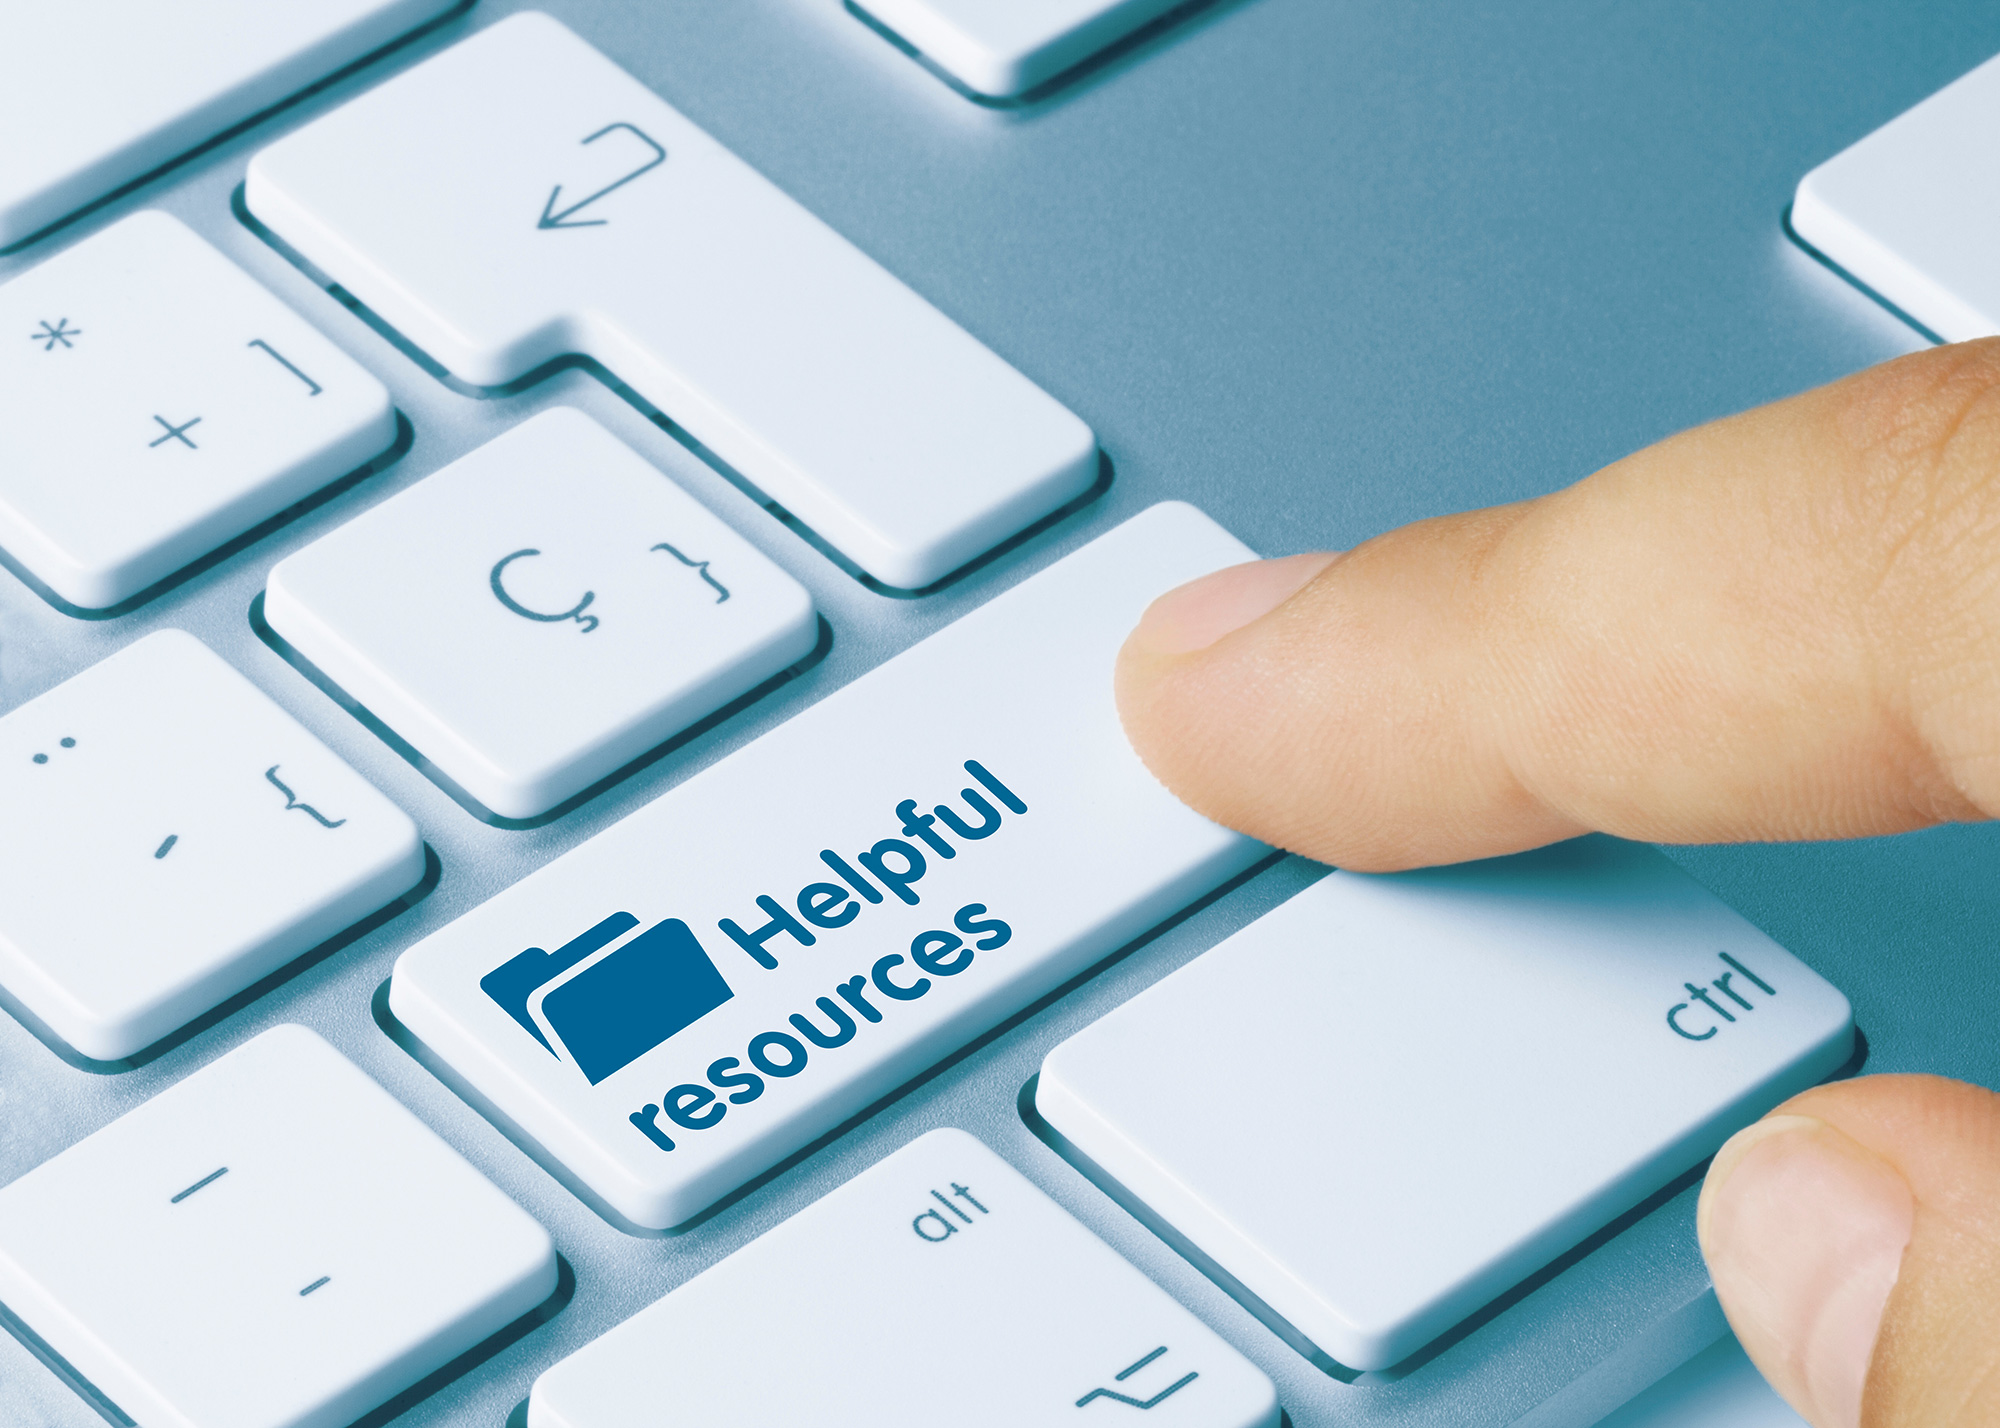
[536,122,667,230]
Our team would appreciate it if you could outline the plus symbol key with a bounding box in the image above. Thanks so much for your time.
[0,211,395,609]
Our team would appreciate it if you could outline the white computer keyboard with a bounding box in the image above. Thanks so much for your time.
[0,2,1902,1425]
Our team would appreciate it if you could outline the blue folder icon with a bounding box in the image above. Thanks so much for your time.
[480,912,734,1085]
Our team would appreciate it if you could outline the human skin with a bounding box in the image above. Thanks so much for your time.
[1116,338,2000,1428]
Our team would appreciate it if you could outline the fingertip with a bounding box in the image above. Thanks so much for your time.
[1114,550,1346,860]
[1110,521,1580,869]
[1125,551,1343,658]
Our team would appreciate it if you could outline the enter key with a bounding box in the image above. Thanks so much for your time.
[244,12,1097,591]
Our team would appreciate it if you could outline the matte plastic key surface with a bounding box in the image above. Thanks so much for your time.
[246,12,1099,590]
[1793,51,2000,341]
[387,502,1266,1230]
[0,630,424,1061]
[528,1129,1279,1428]
[857,0,1194,99]
[1,0,460,248]
[0,211,395,610]
[266,407,818,819]
[0,1025,557,1428]
[1036,838,1855,1373]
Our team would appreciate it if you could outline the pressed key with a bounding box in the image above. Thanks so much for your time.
[388,501,1266,1230]
[0,211,396,610]
[0,1025,557,1428]
[0,630,424,1062]
[1,0,459,249]
[1793,52,2000,341]
[856,0,1194,99]
[1036,838,1855,1373]
[267,407,819,820]
[245,12,1099,590]
[527,1129,1279,1428]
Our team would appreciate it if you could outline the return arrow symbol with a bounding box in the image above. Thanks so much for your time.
[538,122,667,230]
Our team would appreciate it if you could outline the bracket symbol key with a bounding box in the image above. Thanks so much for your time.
[538,123,665,230]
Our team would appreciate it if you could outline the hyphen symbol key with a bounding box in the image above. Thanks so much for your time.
[1074,1346,1198,1410]
[170,1167,228,1204]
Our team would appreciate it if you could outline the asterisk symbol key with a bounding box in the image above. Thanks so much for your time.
[30,318,81,351]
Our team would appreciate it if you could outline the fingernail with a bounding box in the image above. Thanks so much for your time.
[1128,552,1342,656]
[1698,1114,1915,1428]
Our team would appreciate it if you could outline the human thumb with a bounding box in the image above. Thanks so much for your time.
[1697,1074,2000,1428]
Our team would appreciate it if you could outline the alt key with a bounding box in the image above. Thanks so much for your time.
[528,1128,1279,1427]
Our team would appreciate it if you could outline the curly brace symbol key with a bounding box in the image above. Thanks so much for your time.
[490,548,600,632]
[650,542,729,603]
[265,766,347,828]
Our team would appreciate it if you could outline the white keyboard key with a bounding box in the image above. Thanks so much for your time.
[246,13,1098,591]
[0,631,423,1061]
[0,212,395,610]
[1037,839,1855,1373]
[1793,52,2000,341]
[0,1025,557,1428]
[389,502,1265,1230]
[2,0,458,248]
[857,0,1190,99]
[528,1129,1278,1428]
[267,408,818,820]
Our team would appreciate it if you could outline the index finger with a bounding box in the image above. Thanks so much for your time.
[1115,339,2000,870]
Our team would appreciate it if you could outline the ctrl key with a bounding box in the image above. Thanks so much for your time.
[1037,837,1857,1374]
[529,1129,1279,1428]
[0,1026,557,1428]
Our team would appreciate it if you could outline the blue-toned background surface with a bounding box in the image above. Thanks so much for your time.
[1,3,1995,1425]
